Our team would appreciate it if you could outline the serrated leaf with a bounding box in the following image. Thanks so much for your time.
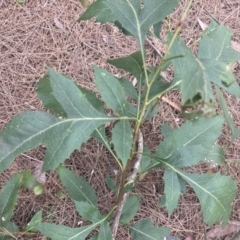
[37,75,67,117]
[155,116,224,168]
[78,0,115,23]
[38,222,97,240]
[163,169,181,214]
[21,169,38,189]
[168,34,238,108]
[74,202,102,223]
[198,20,240,63]
[112,120,133,167]
[129,219,170,240]
[180,172,236,226]
[0,173,23,226]
[108,51,144,82]
[25,211,42,232]
[0,110,110,173]
[105,0,178,49]
[98,221,112,240]
[120,196,140,224]
[93,66,137,117]
[0,68,112,173]
[58,166,97,207]
[37,74,105,116]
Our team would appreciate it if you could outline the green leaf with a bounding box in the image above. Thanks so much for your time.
[0,173,23,226]
[79,0,91,8]
[78,0,116,23]
[120,196,140,225]
[198,20,240,63]
[38,222,97,240]
[112,120,133,167]
[216,87,235,140]
[233,127,240,141]
[0,68,112,173]
[25,211,42,232]
[105,174,118,193]
[118,77,138,101]
[143,99,159,121]
[163,169,181,214]
[37,75,67,117]
[108,51,144,82]
[98,221,112,240]
[37,74,105,116]
[179,172,236,226]
[155,116,224,168]
[0,110,110,173]
[205,144,225,165]
[105,0,178,48]
[153,21,162,40]
[93,66,137,117]
[129,219,170,239]
[168,34,238,108]
[58,166,98,207]
[74,202,102,223]
[21,169,38,189]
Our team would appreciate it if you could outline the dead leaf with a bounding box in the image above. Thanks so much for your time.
[33,162,46,184]
[207,221,240,239]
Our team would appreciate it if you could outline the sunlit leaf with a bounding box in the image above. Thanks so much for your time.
[129,219,170,239]
[120,196,140,224]
[112,120,133,167]
[58,166,98,207]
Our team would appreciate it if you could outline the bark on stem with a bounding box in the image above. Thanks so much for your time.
[111,131,143,238]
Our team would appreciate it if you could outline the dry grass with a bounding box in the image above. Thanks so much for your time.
[0,0,240,239]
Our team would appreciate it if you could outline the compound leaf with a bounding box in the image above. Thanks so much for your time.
[118,77,138,100]
[0,173,23,226]
[94,66,137,117]
[120,196,140,224]
[112,120,133,167]
[129,219,170,239]
[58,166,98,207]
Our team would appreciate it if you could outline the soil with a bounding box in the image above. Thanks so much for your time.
[0,0,240,239]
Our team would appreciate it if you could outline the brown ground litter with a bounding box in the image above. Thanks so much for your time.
[0,0,240,239]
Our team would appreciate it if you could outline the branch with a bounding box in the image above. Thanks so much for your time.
[111,131,143,238]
